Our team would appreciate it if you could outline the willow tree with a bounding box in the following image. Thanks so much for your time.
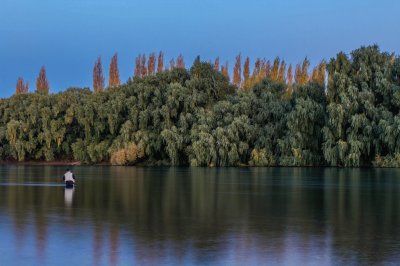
[322,45,397,166]
[279,83,326,166]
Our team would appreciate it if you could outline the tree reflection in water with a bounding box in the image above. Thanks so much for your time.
[0,166,399,265]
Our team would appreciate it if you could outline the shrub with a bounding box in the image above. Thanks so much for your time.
[110,143,145,165]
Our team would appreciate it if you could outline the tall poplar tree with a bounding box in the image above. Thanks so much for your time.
[221,61,229,80]
[265,60,271,78]
[253,58,261,78]
[36,66,49,94]
[317,60,326,87]
[277,60,286,83]
[286,64,293,97]
[270,57,280,81]
[170,58,175,70]
[148,53,156,75]
[15,78,28,94]
[135,55,141,77]
[214,57,220,71]
[109,53,120,87]
[299,58,310,85]
[243,57,250,83]
[157,51,164,73]
[233,54,242,87]
[176,54,185,69]
[294,64,301,84]
[141,54,147,77]
[93,57,104,93]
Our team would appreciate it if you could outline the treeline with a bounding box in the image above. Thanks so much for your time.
[1,45,400,167]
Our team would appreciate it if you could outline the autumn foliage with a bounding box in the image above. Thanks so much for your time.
[36,66,49,94]
[214,57,220,71]
[110,143,145,165]
[157,51,164,73]
[148,52,156,75]
[15,50,327,97]
[93,57,104,93]
[176,54,185,69]
[109,53,120,87]
[15,78,28,94]
[233,54,242,87]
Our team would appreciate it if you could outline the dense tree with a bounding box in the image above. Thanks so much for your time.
[93,57,104,93]
[2,45,400,167]
[322,45,400,166]
[279,83,326,166]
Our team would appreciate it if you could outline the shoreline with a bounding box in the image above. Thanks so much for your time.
[0,160,395,168]
[0,160,82,166]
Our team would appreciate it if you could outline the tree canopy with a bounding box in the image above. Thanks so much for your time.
[2,45,400,167]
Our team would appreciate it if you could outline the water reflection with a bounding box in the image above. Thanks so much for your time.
[64,188,74,208]
[0,166,400,265]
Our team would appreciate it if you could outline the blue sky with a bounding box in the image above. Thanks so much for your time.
[1,0,399,97]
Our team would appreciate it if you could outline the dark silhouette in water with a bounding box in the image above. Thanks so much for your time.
[63,169,75,188]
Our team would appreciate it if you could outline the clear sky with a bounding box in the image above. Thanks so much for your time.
[1,0,399,97]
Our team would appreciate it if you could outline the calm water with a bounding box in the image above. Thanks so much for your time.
[0,166,399,265]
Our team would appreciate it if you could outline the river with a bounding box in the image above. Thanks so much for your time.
[0,166,399,265]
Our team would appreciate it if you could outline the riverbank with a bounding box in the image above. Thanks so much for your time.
[0,160,82,166]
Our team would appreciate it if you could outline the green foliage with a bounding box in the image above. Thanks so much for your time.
[373,154,400,167]
[323,45,400,166]
[249,149,276,166]
[279,83,326,166]
[1,47,400,167]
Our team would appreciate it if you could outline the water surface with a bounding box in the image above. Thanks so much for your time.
[0,166,399,265]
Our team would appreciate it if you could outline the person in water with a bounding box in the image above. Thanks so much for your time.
[63,169,75,188]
